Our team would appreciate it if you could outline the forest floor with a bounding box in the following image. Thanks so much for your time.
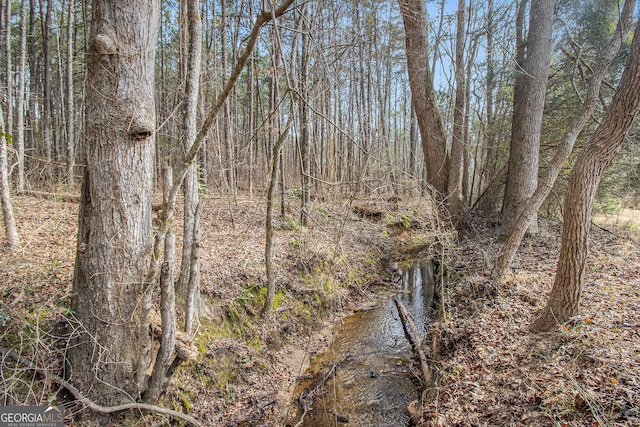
[0,194,638,426]
[0,192,442,426]
[418,211,640,427]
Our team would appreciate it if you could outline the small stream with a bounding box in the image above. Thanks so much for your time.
[287,260,436,426]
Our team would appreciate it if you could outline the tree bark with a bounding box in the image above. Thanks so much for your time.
[145,168,176,403]
[69,0,160,413]
[65,0,75,186]
[40,0,53,179]
[477,0,498,211]
[447,0,466,221]
[5,0,17,190]
[530,17,640,332]
[176,0,202,308]
[299,6,311,227]
[263,119,293,317]
[501,0,554,234]
[398,0,449,197]
[15,0,27,192]
[493,0,636,280]
[0,104,20,249]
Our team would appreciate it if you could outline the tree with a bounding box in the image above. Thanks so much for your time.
[0,104,19,249]
[181,0,202,336]
[65,0,75,186]
[398,0,449,197]
[493,0,636,279]
[176,0,203,337]
[40,0,53,179]
[15,0,27,190]
[447,0,467,220]
[68,0,160,415]
[530,17,640,332]
[501,0,554,234]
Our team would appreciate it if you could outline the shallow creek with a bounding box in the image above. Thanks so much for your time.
[287,260,435,426]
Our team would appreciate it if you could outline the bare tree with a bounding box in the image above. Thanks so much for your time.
[530,17,640,333]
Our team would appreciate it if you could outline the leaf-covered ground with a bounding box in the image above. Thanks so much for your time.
[1,194,638,426]
[418,212,640,427]
[0,193,439,426]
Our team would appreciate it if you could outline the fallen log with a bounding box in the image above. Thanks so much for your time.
[393,298,432,385]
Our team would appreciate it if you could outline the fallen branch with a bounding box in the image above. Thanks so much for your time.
[0,348,203,427]
[394,298,432,385]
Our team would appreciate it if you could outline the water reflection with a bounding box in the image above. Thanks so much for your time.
[287,260,435,427]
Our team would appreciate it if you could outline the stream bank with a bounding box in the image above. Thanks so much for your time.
[285,260,437,426]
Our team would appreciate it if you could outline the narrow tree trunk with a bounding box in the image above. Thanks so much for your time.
[145,167,176,403]
[15,0,27,191]
[40,0,53,180]
[69,0,160,413]
[447,0,466,221]
[463,34,479,205]
[0,105,20,249]
[493,0,636,279]
[5,0,17,190]
[177,0,202,306]
[299,8,311,226]
[530,17,640,333]
[65,0,75,186]
[221,0,236,196]
[263,119,292,317]
[501,0,554,234]
[185,201,201,335]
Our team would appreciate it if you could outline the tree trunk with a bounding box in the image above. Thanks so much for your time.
[0,104,19,249]
[15,0,27,192]
[5,0,17,190]
[221,0,236,196]
[65,0,75,186]
[68,0,160,414]
[263,119,292,317]
[501,0,554,234]
[493,0,636,280]
[299,6,311,226]
[530,17,640,333]
[398,0,449,197]
[145,167,176,403]
[40,0,53,180]
[177,0,202,310]
[447,0,466,221]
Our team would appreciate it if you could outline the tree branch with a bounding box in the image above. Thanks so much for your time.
[0,348,203,427]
